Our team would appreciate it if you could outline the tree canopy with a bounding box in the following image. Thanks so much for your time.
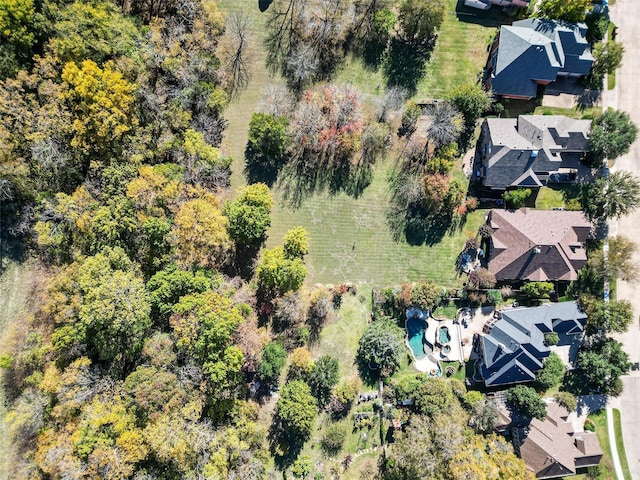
[588,110,638,165]
[358,318,406,377]
[505,385,546,420]
[581,171,640,220]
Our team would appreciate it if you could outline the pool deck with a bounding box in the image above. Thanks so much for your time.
[413,355,440,374]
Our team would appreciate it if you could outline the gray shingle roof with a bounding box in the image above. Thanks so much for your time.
[482,115,591,190]
[490,19,593,98]
[480,302,586,387]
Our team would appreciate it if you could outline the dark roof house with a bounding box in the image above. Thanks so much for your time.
[464,0,529,11]
[477,115,591,191]
[485,18,594,99]
[478,301,586,387]
[499,402,602,479]
[486,208,591,282]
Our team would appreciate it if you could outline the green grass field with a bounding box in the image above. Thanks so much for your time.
[415,0,507,100]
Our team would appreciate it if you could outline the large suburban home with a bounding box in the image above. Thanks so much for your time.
[477,301,586,387]
[464,0,529,11]
[477,115,591,192]
[497,401,603,479]
[485,18,594,99]
[485,208,591,282]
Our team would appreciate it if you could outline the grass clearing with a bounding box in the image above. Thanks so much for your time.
[613,408,632,480]
[534,105,602,119]
[607,22,617,91]
[267,158,485,286]
[315,288,371,380]
[415,0,507,100]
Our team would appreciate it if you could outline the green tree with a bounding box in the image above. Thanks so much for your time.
[554,392,578,412]
[410,280,442,311]
[447,83,492,130]
[506,385,546,420]
[258,342,287,386]
[283,226,309,259]
[592,41,624,79]
[0,0,37,75]
[535,352,565,391]
[585,11,609,44]
[320,423,347,457]
[47,0,139,64]
[225,183,273,246]
[544,332,560,346]
[581,296,633,335]
[468,399,499,434]
[245,113,290,183]
[309,355,339,405]
[502,188,531,208]
[146,265,214,324]
[589,235,638,283]
[581,171,640,220]
[256,246,307,294]
[578,338,630,395]
[358,318,405,377]
[397,0,446,48]
[274,380,317,441]
[49,248,151,368]
[171,291,244,395]
[537,0,590,23]
[521,281,554,299]
[588,110,638,165]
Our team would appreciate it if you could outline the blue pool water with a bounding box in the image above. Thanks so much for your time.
[407,317,427,359]
[439,326,451,345]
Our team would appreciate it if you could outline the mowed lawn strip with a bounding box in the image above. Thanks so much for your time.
[416,0,505,100]
[266,159,484,286]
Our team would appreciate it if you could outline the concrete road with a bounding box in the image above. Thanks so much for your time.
[603,1,640,478]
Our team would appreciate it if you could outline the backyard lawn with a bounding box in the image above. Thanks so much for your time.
[415,0,509,100]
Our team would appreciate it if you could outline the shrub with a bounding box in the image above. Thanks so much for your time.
[554,392,577,413]
[320,424,347,456]
[584,418,597,432]
[544,332,559,346]
[486,290,502,305]
[502,188,531,208]
[521,281,554,299]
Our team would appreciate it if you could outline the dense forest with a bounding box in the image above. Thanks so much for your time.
[1,0,616,479]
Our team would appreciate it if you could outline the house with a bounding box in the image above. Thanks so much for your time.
[485,208,591,282]
[498,402,602,479]
[485,18,594,99]
[464,0,529,11]
[477,115,591,192]
[477,301,586,387]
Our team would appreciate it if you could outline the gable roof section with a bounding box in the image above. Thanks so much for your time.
[487,208,591,282]
[509,401,602,478]
[480,302,585,387]
[483,115,591,190]
[490,19,593,98]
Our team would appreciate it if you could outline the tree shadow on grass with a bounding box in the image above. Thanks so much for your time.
[383,38,435,96]
[277,157,374,209]
[356,354,381,389]
[387,198,464,247]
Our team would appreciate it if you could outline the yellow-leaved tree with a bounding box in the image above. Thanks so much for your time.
[61,59,137,160]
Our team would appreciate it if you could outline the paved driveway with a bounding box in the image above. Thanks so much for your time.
[603,1,640,478]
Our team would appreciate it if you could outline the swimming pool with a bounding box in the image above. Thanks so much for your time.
[406,317,427,359]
